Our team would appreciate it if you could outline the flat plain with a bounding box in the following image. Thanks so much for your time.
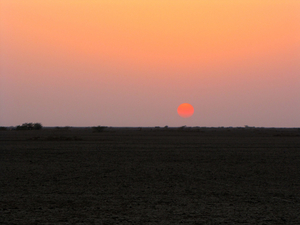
[1,127,300,224]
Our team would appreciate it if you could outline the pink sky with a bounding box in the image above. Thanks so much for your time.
[1,0,300,127]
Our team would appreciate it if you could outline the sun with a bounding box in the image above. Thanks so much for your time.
[177,103,194,118]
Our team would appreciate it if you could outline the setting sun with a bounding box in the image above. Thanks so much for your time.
[177,103,194,118]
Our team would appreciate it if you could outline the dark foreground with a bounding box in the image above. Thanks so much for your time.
[1,127,300,224]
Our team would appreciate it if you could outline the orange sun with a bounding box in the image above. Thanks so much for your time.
[177,103,194,118]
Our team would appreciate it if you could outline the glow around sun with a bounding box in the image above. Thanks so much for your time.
[177,103,194,118]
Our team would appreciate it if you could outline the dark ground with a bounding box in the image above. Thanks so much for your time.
[1,127,300,224]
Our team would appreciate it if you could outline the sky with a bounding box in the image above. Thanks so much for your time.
[0,0,300,127]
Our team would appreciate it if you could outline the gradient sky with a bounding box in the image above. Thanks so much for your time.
[1,0,299,127]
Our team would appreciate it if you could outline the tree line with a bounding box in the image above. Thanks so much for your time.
[16,123,43,130]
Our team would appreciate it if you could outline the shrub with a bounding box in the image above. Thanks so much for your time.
[16,123,43,130]
[92,126,107,132]
[33,123,42,130]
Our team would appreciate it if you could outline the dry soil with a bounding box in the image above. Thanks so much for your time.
[1,127,300,224]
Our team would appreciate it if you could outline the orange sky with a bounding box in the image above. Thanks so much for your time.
[1,0,300,127]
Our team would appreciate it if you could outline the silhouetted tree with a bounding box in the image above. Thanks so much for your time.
[33,123,42,130]
[16,123,43,130]
[92,126,107,132]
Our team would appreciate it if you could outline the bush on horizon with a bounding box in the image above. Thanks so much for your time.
[16,123,43,130]
[92,126,107,132]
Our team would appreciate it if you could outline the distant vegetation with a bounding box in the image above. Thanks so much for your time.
[54,126,71,130]
[16,123,43,130]
[92,126,107,132]
[0,127,8,131]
